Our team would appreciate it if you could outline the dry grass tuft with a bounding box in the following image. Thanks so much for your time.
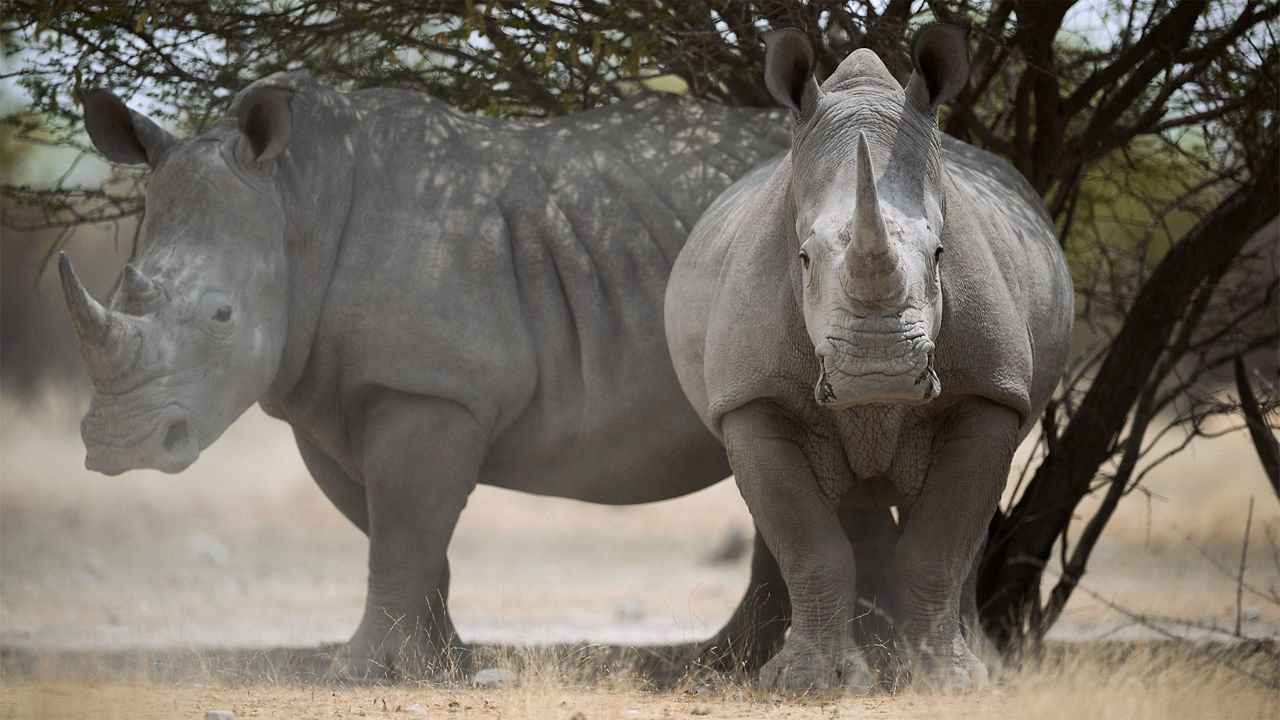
[998,641,1278,720]
[2,640,1276,720]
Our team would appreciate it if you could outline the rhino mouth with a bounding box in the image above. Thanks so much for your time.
[81,403,200,475]
[813,334,940,407]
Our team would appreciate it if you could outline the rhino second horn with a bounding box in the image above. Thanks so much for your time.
[121,263,163,312]
[842,132,906,301]
[58,251,141,378]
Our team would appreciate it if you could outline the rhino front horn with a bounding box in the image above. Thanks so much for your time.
[58,251,141,379]
[842,132,906,303]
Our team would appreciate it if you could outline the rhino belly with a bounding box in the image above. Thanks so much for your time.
[477,396,731,504]
[838,474,909,510]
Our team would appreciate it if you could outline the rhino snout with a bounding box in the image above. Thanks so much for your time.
[82,406,200,475]
[812,338,940,407]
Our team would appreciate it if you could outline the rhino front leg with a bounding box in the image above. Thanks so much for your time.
[693,508,899,681]
[296,431,462,681]
[722,403,872,692]
[294,431,368,534]
[893,400,1017,692]
[333,392,482,684]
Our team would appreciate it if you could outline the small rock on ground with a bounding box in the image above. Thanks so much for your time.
[205,711,236,720]
[614,600,645,622]
[472,667,517,688]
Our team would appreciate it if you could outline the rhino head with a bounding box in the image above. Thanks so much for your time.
[762,24,970,408]
[61,86,295,474]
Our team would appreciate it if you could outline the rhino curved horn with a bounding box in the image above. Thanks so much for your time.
[58,252,140,378]
[120,263,163,313]
[842,133,905,301]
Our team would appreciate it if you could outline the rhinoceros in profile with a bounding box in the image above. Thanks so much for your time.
[59,72,795,681]
[665,25,1074,691]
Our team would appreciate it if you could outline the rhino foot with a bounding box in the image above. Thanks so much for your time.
[328,645,394,686]
[327,636,471,685]
[683,638,776,680]
[681,526,791,679]
[757,636,875,692]
[904,646,989,694]
[683,598,789,678]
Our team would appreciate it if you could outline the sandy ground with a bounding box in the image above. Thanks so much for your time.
[2,392,1278,718]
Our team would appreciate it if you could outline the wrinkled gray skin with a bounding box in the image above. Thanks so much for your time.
[665,25,1074,692]
[60,73,800,682]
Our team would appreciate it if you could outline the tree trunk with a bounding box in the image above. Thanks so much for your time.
[977,142,1280,651]
[1235,355,1280,498]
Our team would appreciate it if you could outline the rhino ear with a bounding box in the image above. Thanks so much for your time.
[236,86,293,165]
[80,90,175,166]
[905,22,970,112]
[763,28,821,116]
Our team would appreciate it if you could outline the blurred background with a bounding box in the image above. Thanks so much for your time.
[2,0,1277,659]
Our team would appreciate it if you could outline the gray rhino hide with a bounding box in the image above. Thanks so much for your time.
[258,74,789,501]
[674,136,1070,441]
[246,75,795,677]
[67,71,792,681]
[665,34,1073,692]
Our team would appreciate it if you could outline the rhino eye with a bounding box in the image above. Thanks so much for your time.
[213,306,233,323]
[934,246,944,262]
[798,249,811,269]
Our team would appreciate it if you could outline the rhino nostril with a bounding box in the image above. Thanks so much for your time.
[163,419,191,452]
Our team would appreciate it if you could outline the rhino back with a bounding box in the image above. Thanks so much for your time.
[481,98,791,498]
[281,86,788,500]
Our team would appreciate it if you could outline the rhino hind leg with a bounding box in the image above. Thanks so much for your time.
[685,526,791,677]
[839,505,905,688]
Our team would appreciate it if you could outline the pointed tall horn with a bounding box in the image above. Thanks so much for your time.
[58,252,141,378]
[842,132,906,301]
[120,263,163,313]
[60,252,112,341]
